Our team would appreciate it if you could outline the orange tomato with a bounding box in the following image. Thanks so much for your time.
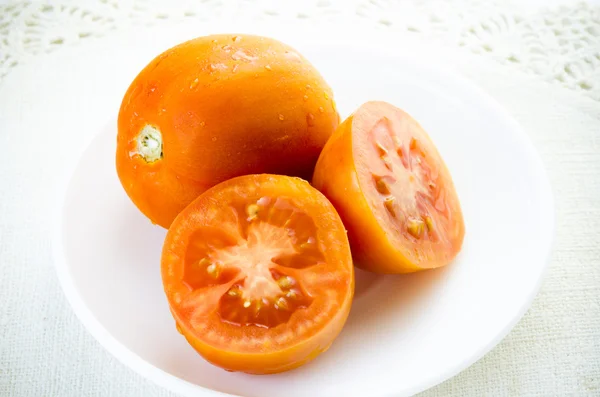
[313,101,465,273]
[161,174,354,374]
[116,35,339,228]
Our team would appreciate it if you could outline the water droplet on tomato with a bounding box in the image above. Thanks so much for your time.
[284,51,301,61]
[231,49,258,62]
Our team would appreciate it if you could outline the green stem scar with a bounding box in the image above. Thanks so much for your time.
[136,125,163,163]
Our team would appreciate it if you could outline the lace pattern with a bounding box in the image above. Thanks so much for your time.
[1,0,599,100]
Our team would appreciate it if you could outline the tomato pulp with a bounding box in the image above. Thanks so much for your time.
[313,101,465,273]
[161,174,354,373]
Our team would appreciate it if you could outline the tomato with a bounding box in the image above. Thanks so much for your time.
[161,174,354,374]
[312,101,465,273]
[116,34,339,228]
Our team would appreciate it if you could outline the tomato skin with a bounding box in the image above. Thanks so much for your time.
[117,35,339,228]
[313,101,464,274]
[161,174,354,374]
[174,307,346,374]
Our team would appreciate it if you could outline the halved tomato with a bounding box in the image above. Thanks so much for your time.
[161,174,354,374]
[313,101,465,273]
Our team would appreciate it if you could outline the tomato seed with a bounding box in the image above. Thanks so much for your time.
[384,197,396,217]
[375,176,391,195]
[376,142,388,156]
[382,157,393,171]
[425,216,434,232]
[410,137,417,150]
[277,276,294,289]
[243,300,251,308]
[227,288,240,297]
[206,263,219,277]
[246,204,259,221]
[275,297,289,310]
[198,258,211,268]
[407,218,425,238]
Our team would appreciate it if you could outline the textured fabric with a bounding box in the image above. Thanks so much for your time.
[1,2,599,397]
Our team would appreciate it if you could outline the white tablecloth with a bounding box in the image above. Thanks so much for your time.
[1,1,599,396]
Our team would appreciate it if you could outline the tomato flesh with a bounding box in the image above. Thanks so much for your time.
[161,174,354,373]
[313,101,465,273]
[365,116,450,246]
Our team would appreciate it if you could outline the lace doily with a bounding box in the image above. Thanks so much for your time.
[1,0,599,101]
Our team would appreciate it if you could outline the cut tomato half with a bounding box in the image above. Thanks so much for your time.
[161,174,354,374]
[313,101,465,273]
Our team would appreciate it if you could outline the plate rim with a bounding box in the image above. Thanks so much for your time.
[51,21,555,397]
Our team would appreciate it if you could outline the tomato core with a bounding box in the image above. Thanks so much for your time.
[182,196,325,329]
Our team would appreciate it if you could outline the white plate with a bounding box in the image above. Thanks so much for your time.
[53,22,554,397]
